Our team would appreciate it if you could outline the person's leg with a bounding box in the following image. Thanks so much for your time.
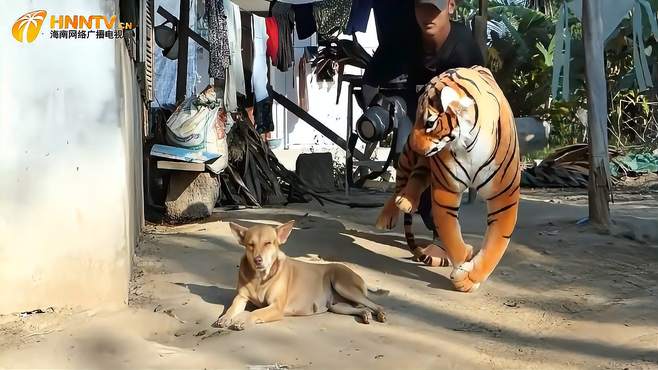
[402,87,435,235]
[394,113,412,155]
[417,187,436,233]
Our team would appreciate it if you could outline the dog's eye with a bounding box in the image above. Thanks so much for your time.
[264,241,272,246]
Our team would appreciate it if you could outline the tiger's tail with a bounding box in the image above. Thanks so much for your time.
[403,213,450,267]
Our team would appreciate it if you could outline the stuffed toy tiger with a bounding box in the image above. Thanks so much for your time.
[376,147,451,268]
[376,66,520,293]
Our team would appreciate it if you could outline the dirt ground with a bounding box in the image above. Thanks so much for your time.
[1,186,658,370]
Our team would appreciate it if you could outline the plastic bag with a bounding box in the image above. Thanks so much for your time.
[165,86,228,173]
[205,109,228,174]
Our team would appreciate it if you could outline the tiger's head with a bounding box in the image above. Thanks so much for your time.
[409,78,477,157]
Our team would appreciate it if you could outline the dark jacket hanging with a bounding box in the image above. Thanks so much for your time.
[206,0,231,80]
[269,1,295,72]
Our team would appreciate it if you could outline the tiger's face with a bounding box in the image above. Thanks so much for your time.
[409,80,476,157]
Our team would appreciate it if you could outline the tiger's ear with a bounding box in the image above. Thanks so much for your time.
[441,86,475,126]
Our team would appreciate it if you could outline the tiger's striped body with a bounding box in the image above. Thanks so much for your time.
[376,66,520,292]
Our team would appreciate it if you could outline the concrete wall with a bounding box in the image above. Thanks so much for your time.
[0,0,143,314]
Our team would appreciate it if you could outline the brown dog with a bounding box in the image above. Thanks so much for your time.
[212,221,386,330]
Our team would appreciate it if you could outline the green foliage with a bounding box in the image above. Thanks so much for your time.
[474,0,658,151]
[521,146,554,162]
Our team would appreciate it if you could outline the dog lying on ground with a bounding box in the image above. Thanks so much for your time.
[212,221,387,330]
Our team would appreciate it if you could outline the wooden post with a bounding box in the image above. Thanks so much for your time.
[175,0,190,103]
[582,0,611,227]
[473,0,488,62]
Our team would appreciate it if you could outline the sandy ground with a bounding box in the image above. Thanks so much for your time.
[1,187,658,370]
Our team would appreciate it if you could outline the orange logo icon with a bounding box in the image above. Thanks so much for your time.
[12,10,47,43]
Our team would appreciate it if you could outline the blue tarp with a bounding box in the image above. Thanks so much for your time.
[611,153,658,176]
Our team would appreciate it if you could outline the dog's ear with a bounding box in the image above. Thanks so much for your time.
[276,220,295,245]
[229,222,248,244]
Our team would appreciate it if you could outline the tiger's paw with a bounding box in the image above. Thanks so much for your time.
[450,261,481,293]
[395,195,415,213]
[375,198,400,230]
[464,244,475,262]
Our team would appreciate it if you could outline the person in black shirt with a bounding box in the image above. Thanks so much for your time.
[410,0,484,90]
[410,0,485,234]
[363,0,484,236]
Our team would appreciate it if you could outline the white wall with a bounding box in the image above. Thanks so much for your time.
[0,0,143,314]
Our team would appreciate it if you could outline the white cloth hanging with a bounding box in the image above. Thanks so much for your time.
[252,15,269,103]
[222,0,245,112]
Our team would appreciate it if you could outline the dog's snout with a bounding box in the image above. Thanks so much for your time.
[254,256,263,265]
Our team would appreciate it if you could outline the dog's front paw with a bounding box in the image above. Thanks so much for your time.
[450,261,481,293]
[212,315,233,328]
[230,320,246,331]
[360,310,372,324]
[229,313,253,331]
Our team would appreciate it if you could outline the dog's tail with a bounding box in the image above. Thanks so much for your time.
[367,287,390,296]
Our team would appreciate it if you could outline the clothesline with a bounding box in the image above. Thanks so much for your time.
[203,0,375,134]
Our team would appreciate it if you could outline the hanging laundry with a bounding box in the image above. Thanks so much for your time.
[298,52,310,111]
[251,15,270,103]
[240,12,254,106]
[345,0,372,34]
[313,0,353,37]
[254,97,275,134]
[222,0,245,112]
[206,0,231,80]
[265,17,280,63]
[293,2,317,39]
[270,1,296,72]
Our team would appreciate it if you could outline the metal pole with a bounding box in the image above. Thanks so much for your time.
[345,84,354,196]
[582,0,611,226]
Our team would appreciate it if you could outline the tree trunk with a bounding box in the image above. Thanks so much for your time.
[474,0,488,62]
[582,0,611,227]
